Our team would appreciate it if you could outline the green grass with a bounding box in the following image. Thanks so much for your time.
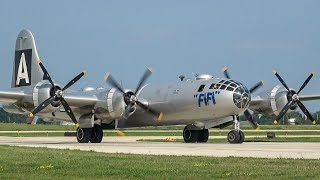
[0,123,76,131]
[0,145,319,179]
[0,132,66,137]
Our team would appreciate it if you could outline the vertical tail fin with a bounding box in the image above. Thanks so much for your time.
[11,29,44,88]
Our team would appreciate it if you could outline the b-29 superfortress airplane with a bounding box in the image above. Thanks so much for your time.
[1,29,320,144]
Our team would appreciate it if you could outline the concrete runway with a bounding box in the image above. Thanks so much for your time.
[0,136,320,159]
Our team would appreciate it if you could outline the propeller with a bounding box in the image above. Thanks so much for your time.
[28,60,86,127]
[273,70,316,125]
[221,67,264,130]
[104,67,164,123]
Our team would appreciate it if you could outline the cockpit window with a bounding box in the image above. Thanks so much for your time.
[219,80,225,84]
[209,83,215,89]
[198,85,206,92]
[226,86,234,91]
[230,83,237,88]
[223,81,231,85]
[220,85,227,90]
[214,84,221,89]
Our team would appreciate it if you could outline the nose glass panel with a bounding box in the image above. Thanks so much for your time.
[233,85,250,109]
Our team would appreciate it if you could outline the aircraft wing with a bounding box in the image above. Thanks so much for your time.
[0,89,98,108]
[63,93,98,107]
[249,96,265,108]
[0,90,25,103]
[299,95,320,101]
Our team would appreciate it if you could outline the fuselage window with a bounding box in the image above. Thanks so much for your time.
[209,83,216,89]
[198,85,206,92]
[226,86,234,91]
[220,85,227,90]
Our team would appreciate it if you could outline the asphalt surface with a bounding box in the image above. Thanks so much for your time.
[0,136,320,159]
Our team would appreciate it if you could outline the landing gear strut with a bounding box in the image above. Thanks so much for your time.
[76,124,103,143]
[183,126,209,143]
[227,116,245,144]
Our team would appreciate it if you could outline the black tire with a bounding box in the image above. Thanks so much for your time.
[197,129,209,143]
[227,130,241,144]
[183,126,198,143]
[90,124,103,143]
[239,130,245,144]
[76,127,92,143]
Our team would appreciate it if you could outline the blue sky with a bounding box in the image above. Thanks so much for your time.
[1,1,320,112]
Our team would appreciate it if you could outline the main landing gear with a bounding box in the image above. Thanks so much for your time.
[183,126,209,143]
[76,124,103,143]
[227,116,245,144]
[183,116,245,144]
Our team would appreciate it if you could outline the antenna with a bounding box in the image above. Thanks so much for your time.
[192,72,196,79]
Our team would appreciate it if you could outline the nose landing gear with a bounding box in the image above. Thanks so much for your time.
[227,116,245,144]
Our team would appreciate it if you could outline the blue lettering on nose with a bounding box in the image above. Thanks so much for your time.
[195,91,217,107]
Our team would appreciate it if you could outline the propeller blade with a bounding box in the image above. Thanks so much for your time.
[121,102,134,120]
[136,101,157,115]
[29,96,56,117]
[243,110,260,130]
[297,72,315,95]
[273,100,293,125]
[296,100,316,125]
[249,80,265,94]
[62,70,87,91]
[60,97,79,127]
[38,60,56,91]
[273,70,292,94]
[104,72,126,94]
[221,67,231,79]
[136,101,164,121]
[135,67,154,95]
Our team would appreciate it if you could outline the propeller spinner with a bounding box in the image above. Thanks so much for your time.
[104,67,163,123]
[28,60,86,127]
[273,70,316,125]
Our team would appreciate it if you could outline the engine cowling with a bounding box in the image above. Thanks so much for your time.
[32,81,62,113]
[251,85,297,116]
[93,88,126,123]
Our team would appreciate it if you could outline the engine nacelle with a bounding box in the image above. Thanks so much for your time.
[251,85,297,116]
[32,81,62,113]
[94,88,126,123]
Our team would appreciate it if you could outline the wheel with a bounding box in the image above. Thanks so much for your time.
[197,129,209,143]
[183,126,198,143]
[90,124,103,143]
[76,127,92,143]
[227,130,241,144]
[239,130,245,144]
